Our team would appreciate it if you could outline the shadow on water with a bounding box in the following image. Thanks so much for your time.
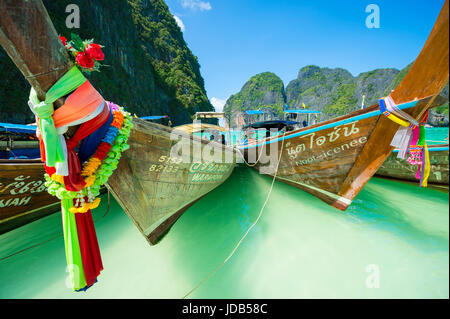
[0,165,448,298]
[346,178,449,252]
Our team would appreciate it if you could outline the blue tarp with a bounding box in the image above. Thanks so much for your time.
[284,110,321,114]
[0,148,41,160]
[245,110,264,115]
[0,123,37,134]
[140,115,168,120]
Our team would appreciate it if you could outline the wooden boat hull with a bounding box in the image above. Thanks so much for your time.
[107,118,236,245]
[0,159,60,234]
[376,144,449,185]
[240,95,448,210]
[240,1,449,210]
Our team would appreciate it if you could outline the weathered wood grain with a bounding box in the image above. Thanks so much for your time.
[107,119,236,245]
[0,0,72,100]
[0,160,60,233]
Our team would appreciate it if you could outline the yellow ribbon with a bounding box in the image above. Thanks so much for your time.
[422,143,430,187]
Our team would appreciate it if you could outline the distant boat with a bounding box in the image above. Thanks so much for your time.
[0,2,236,244]
[376,144,449,190]
[238,1,449,210]
[0,123,60,234]
[140,115,168,121]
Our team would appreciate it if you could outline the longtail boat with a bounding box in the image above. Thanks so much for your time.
[0,123,59,234]
[0,0,236,245]
[106,120,235,244]
[238,1,449,210]
[376,144,449,189]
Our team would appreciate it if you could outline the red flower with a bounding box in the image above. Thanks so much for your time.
[75,52,95,69]
[85,43,104,61]
[59,36,67,46]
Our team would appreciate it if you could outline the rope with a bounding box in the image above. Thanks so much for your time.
[236,130,282,167]
[0,188,111,262]
[182,133,286,299]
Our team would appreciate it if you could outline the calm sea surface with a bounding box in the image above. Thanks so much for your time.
[0,128,448,298]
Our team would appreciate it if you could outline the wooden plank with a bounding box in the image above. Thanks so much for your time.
[0,161,60,233]
[0,0,72,100]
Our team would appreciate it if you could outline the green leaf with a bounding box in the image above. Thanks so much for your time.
[70,33,85,52]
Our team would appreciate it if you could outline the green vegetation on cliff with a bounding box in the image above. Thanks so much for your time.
[226,63,449,126]
[223,72,285,124]
[0,0,212,125]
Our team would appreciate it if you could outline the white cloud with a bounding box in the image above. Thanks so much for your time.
[210,97,226,112]
[181,0,212,11]
[173,15,185,32]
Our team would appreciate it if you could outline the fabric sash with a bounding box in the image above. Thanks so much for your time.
[36,80,105,175]
[29,67,87,167]
[63,102,111,191]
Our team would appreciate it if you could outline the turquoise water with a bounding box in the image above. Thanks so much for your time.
[0,166,448,298]
[426,127,449,144]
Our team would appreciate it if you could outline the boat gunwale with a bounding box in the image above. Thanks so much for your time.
[238,94,446,150]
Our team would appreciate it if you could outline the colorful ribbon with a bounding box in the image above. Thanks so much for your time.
[29,66,128,292]
[380,97,431,188]
[34,78,105,176]
[28,66,86,167]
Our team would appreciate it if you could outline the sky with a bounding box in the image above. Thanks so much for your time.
[165,0,446,112]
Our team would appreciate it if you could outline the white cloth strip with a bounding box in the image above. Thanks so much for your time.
[384,96,419,127]
[390,126,413,159]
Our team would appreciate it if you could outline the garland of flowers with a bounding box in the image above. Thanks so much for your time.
[44,106,133,211]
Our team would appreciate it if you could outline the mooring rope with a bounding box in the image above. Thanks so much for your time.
[182,133,286,299]
[235,131,280,167]
[0,188,111,262]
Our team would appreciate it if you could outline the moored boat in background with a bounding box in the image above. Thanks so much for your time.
[376,144,449,190]
[0,123,59,234]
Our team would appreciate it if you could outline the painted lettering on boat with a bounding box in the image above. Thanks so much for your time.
[286,122,360,160]
[0,196,32,208]
[295,136,368,166]
[190,172,225,183]
[0,176,46,195]
[189,162,230,174]
[189,162,229,183]
[149,163,181,173]
[148,155,183,173]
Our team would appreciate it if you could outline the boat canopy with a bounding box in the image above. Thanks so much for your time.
[0,122,37,134]
[174,123,227,134]
[245,110,264,115]
[284,109,321,114]
[243,120,300,131]
[194,112,225,119]
[140,115,168,120]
